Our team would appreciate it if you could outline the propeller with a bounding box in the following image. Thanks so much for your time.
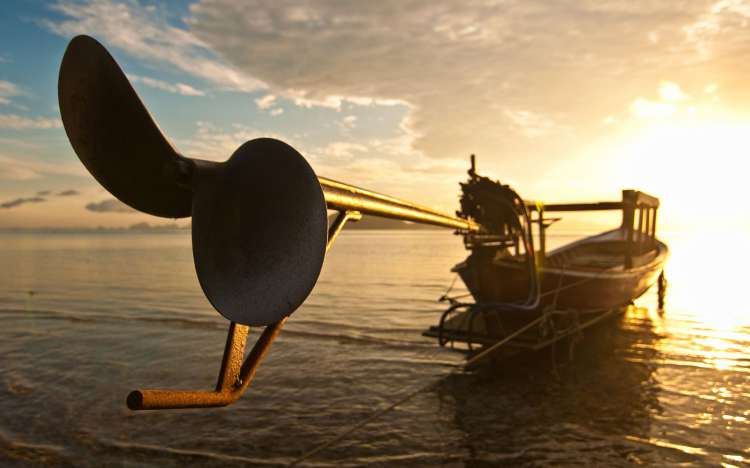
[58,35,328,327]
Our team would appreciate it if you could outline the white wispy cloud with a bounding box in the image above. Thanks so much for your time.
[503,109,562,138]
[43,0,265,92]
[317,141,367,160]
[630,98,677,120]
[0,154,86,180]
[0,114,62,130]
[627,82,694,120]
[0,137,42,150]
[0,80,22,106]
[658,81,690,102]
[340,115,357,130]
[254,94,276,110]
[128,74,205,96]
[685,0,750,58]
[254,93,284,115]
[179,121,292,161]
[179,119,474,211]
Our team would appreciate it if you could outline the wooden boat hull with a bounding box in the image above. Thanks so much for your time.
[455,230,669,311]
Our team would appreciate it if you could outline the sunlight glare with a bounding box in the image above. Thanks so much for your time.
[608,118,750,231]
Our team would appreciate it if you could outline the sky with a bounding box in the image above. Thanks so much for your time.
[0,0,749,231]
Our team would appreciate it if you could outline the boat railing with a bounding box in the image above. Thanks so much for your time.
[524,189,660,270]
[622,190,660,268]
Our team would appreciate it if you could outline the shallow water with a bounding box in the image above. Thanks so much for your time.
[0,230,748,466]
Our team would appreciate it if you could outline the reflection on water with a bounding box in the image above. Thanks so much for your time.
[437,307,662,465]
[0,230,748,466]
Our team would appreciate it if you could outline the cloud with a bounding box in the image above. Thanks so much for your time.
[0,114,62,130]
[182,0,750,181]
[0,164,39,181]
[317,141,368,160]
[40,0,750,210]
[627,82,696,120]
[658,81,690,102]
[254,94,285,116]
[0,137,42,151]
[179,121,278,161]
[340,115,357,130]
[503,109,563,138]
[85,198,137,213]
[44,0,264,92]
[684,0,750,58]
[0,80,21,106]
[0,154,86,181]
[58,189,80,196]
[630,98,676,120]
[128,74,205,96]
[0,188,80,210]
[179,119,474,211]
[254,94,276,110]
[0,197,46,209]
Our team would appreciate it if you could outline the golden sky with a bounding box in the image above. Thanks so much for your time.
[1,0,749,231]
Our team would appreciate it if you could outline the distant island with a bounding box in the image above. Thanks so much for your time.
[0,223,189,233]
[329,215,441,230]
[0,216,442,233]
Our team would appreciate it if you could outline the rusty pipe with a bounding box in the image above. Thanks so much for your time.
[127,319,286,410]
[319,177,479,232]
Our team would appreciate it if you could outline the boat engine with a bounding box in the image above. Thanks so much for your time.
[456,156,540,310]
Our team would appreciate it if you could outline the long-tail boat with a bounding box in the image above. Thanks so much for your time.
[424,159,668,358]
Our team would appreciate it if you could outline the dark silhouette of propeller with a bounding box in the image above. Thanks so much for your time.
[59,35,328,327]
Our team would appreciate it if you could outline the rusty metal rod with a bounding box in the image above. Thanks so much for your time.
[319,177,479,232]
[127,318,288,410]
[126,211,360,410]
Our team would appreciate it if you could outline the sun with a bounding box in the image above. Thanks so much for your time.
[606,118,750,232]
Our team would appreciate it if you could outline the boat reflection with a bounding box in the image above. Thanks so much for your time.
[433,306,663,464]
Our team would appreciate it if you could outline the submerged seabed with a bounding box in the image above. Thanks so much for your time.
[0,231,748,466]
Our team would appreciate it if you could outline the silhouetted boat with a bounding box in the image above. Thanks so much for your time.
[424,166,668,364]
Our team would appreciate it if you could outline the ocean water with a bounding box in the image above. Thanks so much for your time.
[0,230,748,466]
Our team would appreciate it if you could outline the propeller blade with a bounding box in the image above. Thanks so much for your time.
[191,139,327,326]
[58,35,192,218]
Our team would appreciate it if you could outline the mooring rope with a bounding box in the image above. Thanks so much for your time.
[289,305,628,466]
[290,256,657,465]
[288,335,469,467]
[462,314,547,369]
[439,274,458,301]
[290,306,555,465]
[288,374,446,467]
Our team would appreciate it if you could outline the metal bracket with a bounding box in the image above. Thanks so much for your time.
[126,210,362,410]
